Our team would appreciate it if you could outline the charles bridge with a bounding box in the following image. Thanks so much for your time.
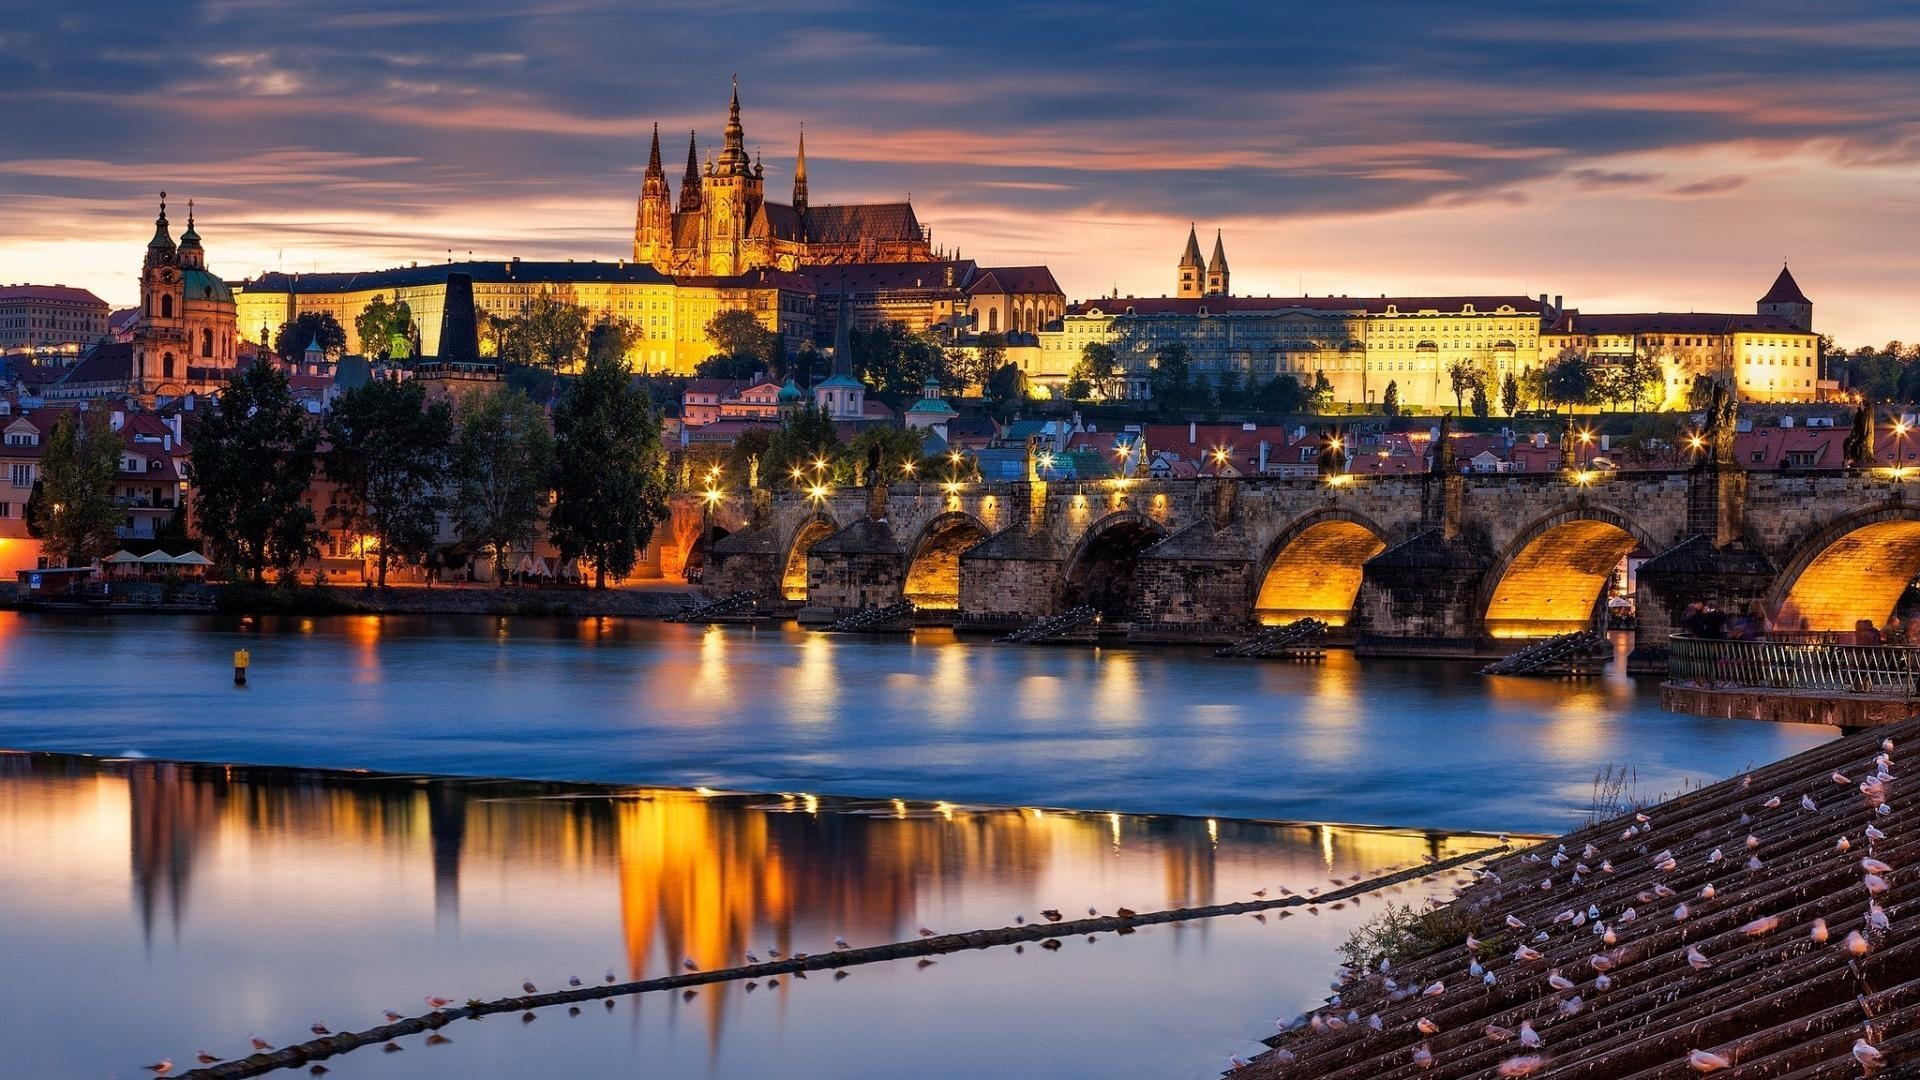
[645,465,1920,665]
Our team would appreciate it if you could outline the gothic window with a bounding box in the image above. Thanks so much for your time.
[201,328,214,357]
[988,309,998,333]
[163,353,175,379]
[160,295,173,319]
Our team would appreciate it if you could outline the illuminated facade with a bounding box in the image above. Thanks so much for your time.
[633,82,935,276]
[132,195,240,401]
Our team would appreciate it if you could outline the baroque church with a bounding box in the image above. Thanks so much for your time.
[633,81,936,276]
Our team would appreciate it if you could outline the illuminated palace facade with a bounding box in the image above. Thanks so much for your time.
[1033,229,1825,407]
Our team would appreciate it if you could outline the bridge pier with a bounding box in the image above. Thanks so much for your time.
[799,519,908,624]
[955,527,1066,631]
[1351,528,1495,658]
[1131,519,1258,643]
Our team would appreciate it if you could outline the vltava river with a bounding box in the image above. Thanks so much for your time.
[0,612,1831,833]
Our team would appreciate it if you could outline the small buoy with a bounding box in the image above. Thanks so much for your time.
[233,648,250,686]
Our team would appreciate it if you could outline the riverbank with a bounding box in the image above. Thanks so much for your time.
[0,579,701,618]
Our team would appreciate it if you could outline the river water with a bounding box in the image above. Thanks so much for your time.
[0,613,1835,1078]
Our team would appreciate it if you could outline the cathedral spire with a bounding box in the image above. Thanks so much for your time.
[147,190,176,261]
[645,123,664,178]
[793,125,809,213]
[720,75,750,175]
[678,129,702,212]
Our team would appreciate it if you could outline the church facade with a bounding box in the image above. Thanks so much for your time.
[633,82,935,276]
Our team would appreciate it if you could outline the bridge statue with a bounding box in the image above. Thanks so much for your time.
[677,456,691,489]
[748,454,760,489]
[1844,401,1876,469]
[866,444,881,487]
[1701,379,1738,468]
[1431,415,1455,477]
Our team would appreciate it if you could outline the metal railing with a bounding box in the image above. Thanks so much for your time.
[1667,635,1920,697]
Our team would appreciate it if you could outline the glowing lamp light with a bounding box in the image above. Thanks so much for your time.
[1038,452,1055,470]
[1896,421,1911,438]
[901,462,917,477]
[1686,434,1705,451]
[1325,473,1353,488]
[942,481,961,495]
[807,484,829,501]
[1572,469,1595,486]
[701,486,723,506]
[790,467,806,482]
[1578,428,1595,444]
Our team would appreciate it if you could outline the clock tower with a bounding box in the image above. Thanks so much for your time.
[134,192,187,398]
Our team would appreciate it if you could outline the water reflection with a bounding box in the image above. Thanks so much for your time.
[0,751,1500,1079]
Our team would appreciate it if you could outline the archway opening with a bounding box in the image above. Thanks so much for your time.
[1064,519,1163,618]
[685,525,730,581]
[1484,519,1638,638]
[1777,519,1920,632]
[781,518,838,601]
[904,516,990,610]
[1255,519,1387,626]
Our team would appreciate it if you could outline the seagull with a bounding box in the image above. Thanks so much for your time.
[142,1060,173,1075]
[1514,944,1543,962]
[383,1041,403,1053]
[1854,1039,1885,1071]
[1763,796,1782,808]
[1741,915,1780,936]
[1041,909,1062,922]
[1862,857,1893,874]
[1498,1054,1547,1076]
[1674,902,1691,922]
[1548,970,1575,991]
[1839,837,1853,852]
[1865,873,1890,895]
[1845,931,1872,956]
[1412,1043,1433,1069]
[1812,918,1830,942]
[767,948,782,959]
[1747,855,1764,873]
[1689,1049,1732,1072]
[569,975,583,987]
[1700,883,1716,900]
[1686,945,1712,969]
[1506,914,1528,929]
[681,958,698,972]
[744,953,759,965]
[1834,772,1852,785]
[918,926,936,938]
[523,980,537,994]
[1589,954,1615,972]
[605,969,617,983]
[1707,847,1723,864]
[251,1036,273,1051]
[195,1051,223,1065]
[1252,888,1268,898]
[1369,1014,1384,1031]
[1595,974,1612,991]
[311,1021,331,1035]
[384,1010,402,1023]
[1417,1016,1440,1034]
[1801,794,1818,811]
[834,936,850,950]
[1519,1020,1543,1048]
[1868,824,1888,842]
[1486,1023,1514,1042]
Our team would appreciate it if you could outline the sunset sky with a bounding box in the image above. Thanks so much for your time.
[2,0,1917,346]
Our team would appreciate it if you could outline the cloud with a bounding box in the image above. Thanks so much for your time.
[1667,176,1749,197]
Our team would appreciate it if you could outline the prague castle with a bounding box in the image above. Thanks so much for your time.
[633,80,934,276]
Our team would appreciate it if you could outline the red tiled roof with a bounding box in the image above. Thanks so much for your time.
[805,260,977,294]
[1546,310,1811,336]
[800,202,923,245]
[970,266,1062,298]
[1070,295,1546,318]
[0,284,109,307]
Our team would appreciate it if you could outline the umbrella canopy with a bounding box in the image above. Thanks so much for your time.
[137,550,177,564]
[517,555,537,574]
[171,551,214,566]
[529,556,552,577]
[103,550,140,564]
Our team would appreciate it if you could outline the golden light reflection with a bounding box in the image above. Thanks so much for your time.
[1254,520,1386,627]
[1776,518,1920,631]
[1484,520,1637,638]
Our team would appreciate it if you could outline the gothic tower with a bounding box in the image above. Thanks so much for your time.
[1757,263,1812,332]
[1206,230,1230,297]
[634,124,672,263]
[1176,224,1204,299]
[700,77,765,276]
[793,126,809,215]
[677,130,702,213]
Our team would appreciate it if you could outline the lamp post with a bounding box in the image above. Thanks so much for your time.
[1211,446,1230,476]
[1577,426,1595,468]
[1894,419,1910,478]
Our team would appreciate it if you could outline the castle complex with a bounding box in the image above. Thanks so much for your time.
[633,80,934,276]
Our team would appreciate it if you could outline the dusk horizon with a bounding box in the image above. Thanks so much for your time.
[5,0,1919,345]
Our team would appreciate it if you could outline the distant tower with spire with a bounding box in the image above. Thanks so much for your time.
[792,126,809,214]
[633,124,672,264]
[133,192,237,401]
[1205,230,1230,297]
[1757,262,1812,332]
[678,130,702,213]
[1177,225,1204,299]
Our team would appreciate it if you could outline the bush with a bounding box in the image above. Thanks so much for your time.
[1336,901,1482,972]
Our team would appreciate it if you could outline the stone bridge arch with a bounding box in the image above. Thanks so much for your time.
[902,511,992,611]
[1251,507,1391,626]
[1062,510,1168,617]
[1768,502,1920,632]
[1478,503,1655,638]
[779,512,842,602]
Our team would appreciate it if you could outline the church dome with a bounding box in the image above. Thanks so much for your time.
[777,376,804,403]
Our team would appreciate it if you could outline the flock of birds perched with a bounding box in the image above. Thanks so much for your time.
[1234,727,1912,1079]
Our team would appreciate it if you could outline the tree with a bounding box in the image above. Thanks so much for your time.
[549,351,671,588]
[850,323,946,405]
[1148,343,1196,419]
[846,425,927,482]
[1251,374,1309,414]
[189,362,319,582]
[505,292,592,372]
[453,389,554,584]
[1470,381,1491,419]
[1308,371,1335,414]
[1544,348,1596,413]
[1500,372,1520,417]
[763,402,843,484]
[325,379,454,586]
[353,294,416,361]
[949,333,1003,392]
[27,408,122,567]
[704,309,781,377]
[274,312,348,364]
[1621,352,1665,412]
[1446,357,1480,417]
[1071,342,1124,400]
[984,361,1028,406]
[1381,380,1400,417]
[479,310,516,360]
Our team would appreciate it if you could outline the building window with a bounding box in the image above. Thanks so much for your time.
[10,464,31,488]
[163,353,175,379]
[201,328,214,357]
[160,295,173,319]
[0,502,10,519]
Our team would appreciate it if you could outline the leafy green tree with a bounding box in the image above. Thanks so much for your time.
[1215,368,1243,405]
[1071,342,1124,400]
[847,425,927,482]
[274,312,348,363]
[479,310,516,360]
[1308,371,1335,414]
[189,362,319,582]
[1470,381,1491,419]
[850,323,946,405]
[1500,372,1520,417]
[1252,374,1309,414]
[1381,380,1400,417]
[1544,348,1596,413]
[1518,366,1547,413]
[949,333,1003,392]
[763,403,844,484]
[27,408,122,567]
[693,354,761,380]
[1446,357,1480,417]
[549,351,671,587]
[503,292,592,372]
[704,309,781,377]
[984,361,1028,406]
[588,315,640,369]
[453,389,554,584]
[353,294,416,361]
[325,379,454,586]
